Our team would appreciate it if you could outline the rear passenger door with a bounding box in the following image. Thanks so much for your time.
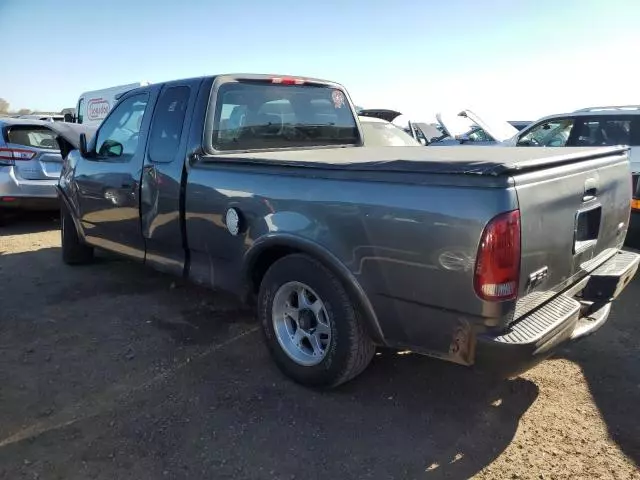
[140,82,198,276]
[73,92,153,260]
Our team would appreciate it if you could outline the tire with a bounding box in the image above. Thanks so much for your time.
[258,254,375,388]
[61,202,93,265]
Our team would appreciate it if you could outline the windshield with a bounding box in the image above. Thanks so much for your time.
[360,119,421,146]
[212,82,359,151]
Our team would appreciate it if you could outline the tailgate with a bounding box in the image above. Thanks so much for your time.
[513,147,631,320]
[11,147,62,180]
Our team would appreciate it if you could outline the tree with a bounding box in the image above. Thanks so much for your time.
[17,108,32,115]
[0,98,9,113]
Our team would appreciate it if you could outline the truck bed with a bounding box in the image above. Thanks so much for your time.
[209,146,629,176]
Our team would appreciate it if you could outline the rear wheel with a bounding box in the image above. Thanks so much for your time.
[258,254,375,388]
[61,202,93,265]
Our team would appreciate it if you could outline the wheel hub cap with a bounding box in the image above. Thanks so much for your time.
[298,309,316,331]
[271,281,332,367]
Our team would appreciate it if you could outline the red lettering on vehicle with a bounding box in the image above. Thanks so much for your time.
[87,98,110,121]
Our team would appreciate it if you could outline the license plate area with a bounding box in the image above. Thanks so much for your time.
[574,205,602,254]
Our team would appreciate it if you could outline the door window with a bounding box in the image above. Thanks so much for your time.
[630,118,640,146]
[6,125,58,149]
[95,94,149,160]
[571,118,631,146]
[77,98,84,124]
[467,128,492,142]
[148,86,191,163]
[517,119,574,146]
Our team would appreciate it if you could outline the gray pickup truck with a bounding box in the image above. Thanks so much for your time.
[57,74,639,388]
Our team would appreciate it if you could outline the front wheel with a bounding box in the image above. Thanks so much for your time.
[258,254,375,388]
[61,202,94,265]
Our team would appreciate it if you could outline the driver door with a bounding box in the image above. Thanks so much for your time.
[73,92,152,260]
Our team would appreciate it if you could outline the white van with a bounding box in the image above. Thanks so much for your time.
[75,82,150,126]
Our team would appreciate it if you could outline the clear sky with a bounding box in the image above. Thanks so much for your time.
[1,0,639,121]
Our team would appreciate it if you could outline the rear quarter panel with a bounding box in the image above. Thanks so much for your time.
[185,163,516,353]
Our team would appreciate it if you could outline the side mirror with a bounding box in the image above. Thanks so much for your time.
[99,139,123,157]
[79,133,90,157]
[63,113,73,123]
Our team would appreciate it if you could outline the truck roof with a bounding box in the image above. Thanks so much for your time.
[128,74,344,93]
[210,145,629,176]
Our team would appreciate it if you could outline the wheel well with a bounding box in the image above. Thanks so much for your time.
[250,245,302,294]
[248,244,385,344]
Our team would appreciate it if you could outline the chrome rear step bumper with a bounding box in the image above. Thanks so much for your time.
[475,250,639,377]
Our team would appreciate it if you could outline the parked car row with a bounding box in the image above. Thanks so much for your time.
[444,106,640,235]
[358,106,640,234]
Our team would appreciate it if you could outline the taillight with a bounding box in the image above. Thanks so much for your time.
[271,77,304,85]
[0,148,36,165]
[632,174,640,210]
[474,210,521,301]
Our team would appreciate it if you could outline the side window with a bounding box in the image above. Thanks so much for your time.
[413,125,428,145]
[571,118,631,147]
[468,128,491,142]
[7,126,58,149]
[518,119,574,147]
[77,98,84,124]
[630,118,640,146]
[95,94,149,160]
[148,86,190,163]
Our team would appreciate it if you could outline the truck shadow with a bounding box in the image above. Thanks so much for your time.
[338,353,540,479]
[557,274,640,466]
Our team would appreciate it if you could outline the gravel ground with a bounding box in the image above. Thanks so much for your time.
[0,212,638,480]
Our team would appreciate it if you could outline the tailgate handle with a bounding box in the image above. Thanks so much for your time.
[583,178,598,202]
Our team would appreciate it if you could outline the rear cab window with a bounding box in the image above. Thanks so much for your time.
[207,77,360,152]
[4,125,59,150]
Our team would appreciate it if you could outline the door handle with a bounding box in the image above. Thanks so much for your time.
[583,178,598,202]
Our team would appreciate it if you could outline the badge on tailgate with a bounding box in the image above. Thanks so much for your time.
[526,266,549,293]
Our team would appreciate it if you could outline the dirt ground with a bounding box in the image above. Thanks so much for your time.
[0,212,639,480]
